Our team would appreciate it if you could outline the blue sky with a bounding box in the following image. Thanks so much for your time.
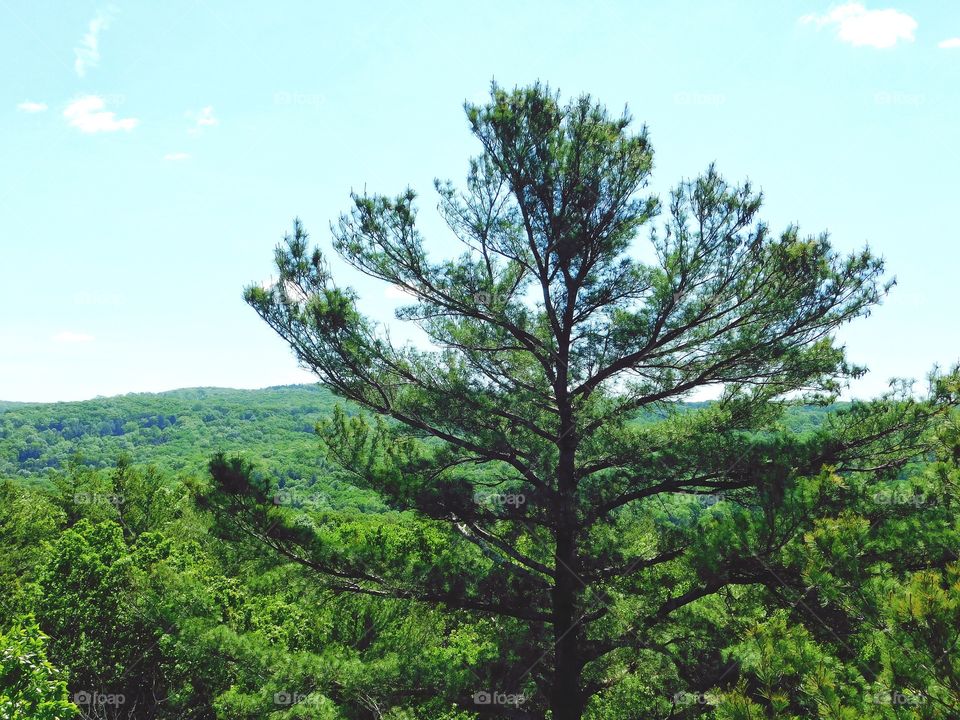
[1,0,957,402]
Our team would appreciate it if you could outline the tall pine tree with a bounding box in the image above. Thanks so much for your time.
[223,83,957,719]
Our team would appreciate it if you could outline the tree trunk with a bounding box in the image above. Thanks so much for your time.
[551,431,584,719]
[550,530,584,719]
[552,341,583,719]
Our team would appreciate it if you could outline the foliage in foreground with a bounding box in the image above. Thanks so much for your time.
[0,404,958,718]
[0,621,78,720]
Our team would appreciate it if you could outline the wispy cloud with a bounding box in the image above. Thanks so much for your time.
[186,106,218,135]
[258,277,309,303]
[163,152,191,161]
[17,101,48,113]
[52,331,95,344]
[74,11,112,77]
[196,106,218,126]
[939,38,960,49]
[64,95,138,133]
[801,3,917,48]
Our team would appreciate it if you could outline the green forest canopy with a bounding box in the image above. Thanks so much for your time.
[2,385,959,719]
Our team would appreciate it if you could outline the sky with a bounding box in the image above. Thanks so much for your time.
[1,0,957,403]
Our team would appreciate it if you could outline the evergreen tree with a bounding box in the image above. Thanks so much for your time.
[229,83,958,719]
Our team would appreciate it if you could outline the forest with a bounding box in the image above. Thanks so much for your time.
[6,385,957,719]
[3,84,960,720]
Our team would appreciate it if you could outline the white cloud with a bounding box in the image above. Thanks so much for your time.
[184,105,220,135]
[258,277,309,303]
[282,280,308,303]
[52,331,95,344]
[186,106,218,135]
[74,11,111,77]
[196,106,218,126]
[17,101,48,113]
[64,95,138,133]
[801,3,917,48]
[938,38,960,49]
[164,152,191,161]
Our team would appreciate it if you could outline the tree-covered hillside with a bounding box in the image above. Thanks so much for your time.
[0,385,393,513]
[0,384,838,484]
[0,384,335,476]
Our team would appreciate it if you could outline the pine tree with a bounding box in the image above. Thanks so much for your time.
[228,83,958,719]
